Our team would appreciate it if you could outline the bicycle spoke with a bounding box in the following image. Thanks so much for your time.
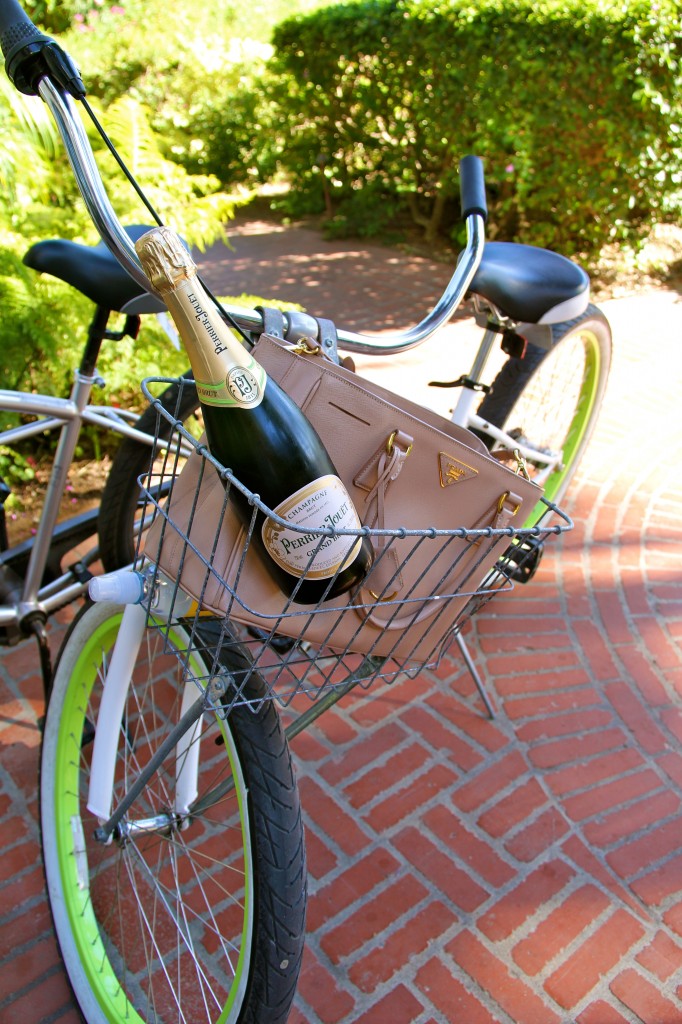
[43,602,305,1023]
[120,835,220,1019]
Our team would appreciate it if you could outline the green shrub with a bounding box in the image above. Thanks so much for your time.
[267,0,681,260]
[56,1,281,193]
[0,242,90,399]
[0,1,310,480]
[0,45,238,402]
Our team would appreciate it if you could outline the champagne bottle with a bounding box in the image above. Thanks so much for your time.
[135,226,373,604]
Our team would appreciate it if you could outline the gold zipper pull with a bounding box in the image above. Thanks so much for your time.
[291,337,321,355]
[513,447,531,480]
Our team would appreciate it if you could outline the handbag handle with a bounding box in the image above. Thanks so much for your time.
[355,431,521,631]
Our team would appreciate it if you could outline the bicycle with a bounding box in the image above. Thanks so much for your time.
[0,2,612,1022]
[0,216,204,691]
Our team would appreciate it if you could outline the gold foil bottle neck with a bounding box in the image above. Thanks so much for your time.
[135,226,197,292]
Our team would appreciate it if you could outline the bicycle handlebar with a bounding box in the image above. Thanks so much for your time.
[0,0,84,97]
[2,0,487,357]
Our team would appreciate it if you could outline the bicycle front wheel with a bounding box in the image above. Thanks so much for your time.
[477,303,612,514]
[41,601,306,1024]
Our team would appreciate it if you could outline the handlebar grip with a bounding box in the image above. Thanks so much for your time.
[0,0,46,60]
[459,155,488,222]
[0,0,85,97]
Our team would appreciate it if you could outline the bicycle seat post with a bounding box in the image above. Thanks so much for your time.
[80,305,111,377]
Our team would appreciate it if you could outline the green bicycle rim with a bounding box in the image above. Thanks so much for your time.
[524,325,602,526]
[52,611,253,1023]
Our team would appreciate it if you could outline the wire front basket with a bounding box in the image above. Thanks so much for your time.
[134,377,573,715]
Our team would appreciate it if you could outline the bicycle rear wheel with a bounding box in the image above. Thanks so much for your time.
[477,303,612,515]
[98,373,201,572]
[40,601,306,1024]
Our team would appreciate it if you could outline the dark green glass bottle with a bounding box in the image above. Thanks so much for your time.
[136,227,373,604]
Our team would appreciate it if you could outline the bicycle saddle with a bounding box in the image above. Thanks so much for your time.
[469,242,590,324]
[23,225,167,315]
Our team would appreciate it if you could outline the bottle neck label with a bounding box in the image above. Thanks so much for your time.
[197,364,263,408]
[171,282,267,409]
[262,475,363,581]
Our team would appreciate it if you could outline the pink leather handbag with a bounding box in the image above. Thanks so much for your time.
[145,334,543,666]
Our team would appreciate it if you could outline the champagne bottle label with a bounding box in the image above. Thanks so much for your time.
[196,362,264,408]
[135,228,266,410]
[262,475,363,581]
[180,283,266,409]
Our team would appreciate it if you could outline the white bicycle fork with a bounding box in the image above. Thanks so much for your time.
[87,584,203,830]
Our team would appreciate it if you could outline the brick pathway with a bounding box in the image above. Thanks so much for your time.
[1,218,681,1023]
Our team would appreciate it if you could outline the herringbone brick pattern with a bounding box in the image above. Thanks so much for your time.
[0,221,680,1023]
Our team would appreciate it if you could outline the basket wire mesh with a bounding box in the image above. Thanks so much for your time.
[133,377,573,714]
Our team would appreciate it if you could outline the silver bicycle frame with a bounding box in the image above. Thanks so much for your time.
[0,373,191,623]
[0,390,170,448]
[448,324,562,479]
[0,368,97,622]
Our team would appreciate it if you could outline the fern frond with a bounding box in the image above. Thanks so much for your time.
[0,76,59,156]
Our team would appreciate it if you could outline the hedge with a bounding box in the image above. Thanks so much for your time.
[265,0,681,260]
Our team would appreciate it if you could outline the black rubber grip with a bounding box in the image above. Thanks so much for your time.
[460,155,488,222]
[0,0,84,97]
[0,0,44,61]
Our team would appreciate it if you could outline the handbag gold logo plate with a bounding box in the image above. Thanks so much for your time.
[439,452,479,488]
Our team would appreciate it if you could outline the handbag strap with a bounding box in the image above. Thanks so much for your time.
[362,430,414,531]
[258,307,341,364]
[255,305,286,339]
[354,430,413,599]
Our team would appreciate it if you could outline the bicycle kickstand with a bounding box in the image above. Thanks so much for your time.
[452,629,496,718]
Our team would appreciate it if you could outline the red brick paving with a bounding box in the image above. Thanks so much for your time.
[1,219,681,1022]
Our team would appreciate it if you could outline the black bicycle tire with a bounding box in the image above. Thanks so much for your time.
[197,618,308,1024]
[40,601,307,1024]
[476,343,546,431]
[98,371,200,572]
[477,302,609,431]
[475,303,612,502]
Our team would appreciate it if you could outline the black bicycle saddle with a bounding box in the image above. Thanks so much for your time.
[469,242,590,324]
[23,224,167,315]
